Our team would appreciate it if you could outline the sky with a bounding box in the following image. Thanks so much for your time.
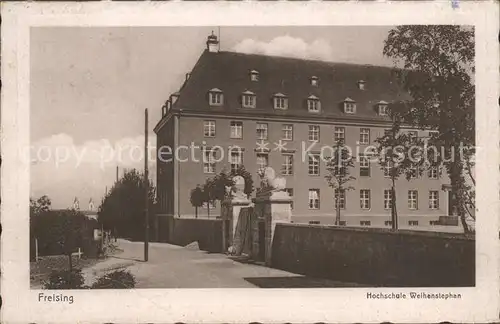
[30,26,395,209]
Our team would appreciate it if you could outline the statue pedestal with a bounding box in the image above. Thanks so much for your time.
[222,197,251,252]
[255,190,292,266]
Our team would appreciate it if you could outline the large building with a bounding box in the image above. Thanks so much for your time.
[154,34,454,229]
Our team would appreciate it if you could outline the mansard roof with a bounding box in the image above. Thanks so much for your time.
[168,50,412,122]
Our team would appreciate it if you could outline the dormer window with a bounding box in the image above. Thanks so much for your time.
[377,101,388,116]
[250,70,259,82]
[208,88,223,106]
[310,76,319,86]
[358,80,366,90]
[307,95,321,113]
[241,90,256,108]
[343,98,356,114]
[274,93,288,110]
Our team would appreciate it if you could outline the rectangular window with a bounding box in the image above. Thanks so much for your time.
[429,220,440,226]
[230,121,243,139]
[408,220,419,226]
[256,123,268,140]
[202,201,216,209]
[339,220,346,226]
[209,92,223,106]
[242,95,256,108]
[344,103,356,114]
[409,166,418,179]
[309,220,320,225]
[360,220,371,226]
[203,120,216,137]
[308,154,320,176]
[334,188,346,210]
[359,154,371,177]
[274,97,288,110]
[360,189,371,210]
[360,128,370,144]
[308,125,320,142]
[284,188,294,209]
[308,99,320,112]
[408,131,418,143]
[428,131,439,138]
[281,154,294,176]
[429,191,439,209]
[383,161,391,178]
[428,166,439,179]
[384,220,393,227]
[378,104,388,116]
[230,151,243,173]
[408,190,418,210]
[282,124,293,140]
[334,127,345,143]
[308,189,320,209]
[256,153,269,169]
[203,149,216,174]
[384,189,393,210]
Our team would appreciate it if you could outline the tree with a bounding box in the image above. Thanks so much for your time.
[375,104,421,231]
[189,186,204,218]
[383,26,475,232]
[202,178,216,218]
[200,166,255,218]
[325,140,356,226]
[98,169,156,240]
[30,195,52,217]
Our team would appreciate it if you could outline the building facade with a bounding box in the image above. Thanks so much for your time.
[154,34,452,229]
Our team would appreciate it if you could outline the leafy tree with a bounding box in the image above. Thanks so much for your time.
[200,166,255,218]
[30,195,52,217]
[58,209,87,273]
[375,104,421,231]
[98,169,156,240]
[383,26,474,232]
[202,178,216,218]
[325,140,356,226]
[189,186,204,218]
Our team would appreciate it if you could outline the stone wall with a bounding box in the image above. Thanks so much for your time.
[157,216,223,253]
[271,224,475,287]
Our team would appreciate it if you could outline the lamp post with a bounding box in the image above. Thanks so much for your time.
[144,108,149,262]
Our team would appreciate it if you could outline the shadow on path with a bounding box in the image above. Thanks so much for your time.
[244,276,369,288]
[109,255,144,262]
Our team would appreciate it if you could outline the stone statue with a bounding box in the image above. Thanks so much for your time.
[227,175,247,200]
[258,167,286,193]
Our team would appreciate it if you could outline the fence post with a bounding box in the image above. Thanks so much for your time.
[35,238,39,262]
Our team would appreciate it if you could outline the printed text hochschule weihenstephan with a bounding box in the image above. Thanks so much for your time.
[366,292,462,300]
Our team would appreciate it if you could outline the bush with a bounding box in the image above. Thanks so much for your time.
[91,270,136,289]
[31,209,99,258]
[43,269,85,289]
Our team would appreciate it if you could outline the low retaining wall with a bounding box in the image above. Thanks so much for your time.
[158,216,223,253]
[271,224,475,287]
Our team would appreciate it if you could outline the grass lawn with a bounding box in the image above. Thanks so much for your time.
[30,255,101,289]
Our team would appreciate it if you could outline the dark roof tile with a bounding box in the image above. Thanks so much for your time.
[171,50,412,121]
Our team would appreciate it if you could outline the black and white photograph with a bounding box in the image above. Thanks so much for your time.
[1,2,499,323]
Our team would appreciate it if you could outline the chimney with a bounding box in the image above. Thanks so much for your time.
[206,32,219,53]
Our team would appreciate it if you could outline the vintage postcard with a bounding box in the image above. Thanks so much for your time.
[1,1,499,323]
